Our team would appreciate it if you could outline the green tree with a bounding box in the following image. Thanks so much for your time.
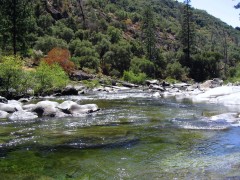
[0,0,35,55]
[179,0,196,68]
[103,40,132,76]
[70,40,100,71]
[142,4,156,61]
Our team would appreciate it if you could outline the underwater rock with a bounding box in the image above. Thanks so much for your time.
[8,110,38,121]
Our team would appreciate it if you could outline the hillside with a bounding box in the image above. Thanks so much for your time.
[1,0,240,82]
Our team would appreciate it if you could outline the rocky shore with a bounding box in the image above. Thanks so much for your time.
[0,78,240,123]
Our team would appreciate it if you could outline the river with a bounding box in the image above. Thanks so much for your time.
[0,89,240,179]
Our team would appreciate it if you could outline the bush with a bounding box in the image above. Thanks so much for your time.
[44,48,75,74]
[34,62,69,94]
[166,61,189,81]
[130,57,155,77]
[227,63,240,83]
[0,56,24,96]
[122,71,147,84]
[34,36,68,54]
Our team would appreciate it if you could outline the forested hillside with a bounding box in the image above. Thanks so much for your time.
[1,0,240,83]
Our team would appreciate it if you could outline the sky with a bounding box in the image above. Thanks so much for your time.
[178,0,240,27]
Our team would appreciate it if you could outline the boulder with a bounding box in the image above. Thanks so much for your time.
[22,104,36,111]
[192,86,240,103]
[0,102,22,113]
[122,82,139,88]
[173,83,190,90]
[18,98,30,103]
[57,101,99,115]
[200,79,223,90]
[57,101,78,114]
[61,85,78,95]
[0,96,7,104]
[8,110,38,121]
[152,92,161,98]
[149,84,165,91]
[215,92,240,106]
[146,80,159,86]
[32,101,59,117]
[210,113,240,123]
[70,70,95,81]
[0,110,9,119]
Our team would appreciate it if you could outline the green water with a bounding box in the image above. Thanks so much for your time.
[0,90,240,179]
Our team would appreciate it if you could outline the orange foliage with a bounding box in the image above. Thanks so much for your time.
[44,48,75,74]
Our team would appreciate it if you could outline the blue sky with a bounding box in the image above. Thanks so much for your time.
[177,0,240,27]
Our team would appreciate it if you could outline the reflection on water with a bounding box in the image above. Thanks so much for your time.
[0,89,240,179]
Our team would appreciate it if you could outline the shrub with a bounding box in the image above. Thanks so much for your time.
[0,56,24,96]
[122,71,147,84]
[34,36,68,54]
[130,57,155,77]
[34,62,69,94]
[166,61,189,81]
[44,48,75,74]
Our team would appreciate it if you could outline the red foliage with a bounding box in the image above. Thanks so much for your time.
[44,48,75,74]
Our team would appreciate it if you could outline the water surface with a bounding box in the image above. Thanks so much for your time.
[0,89,239,179]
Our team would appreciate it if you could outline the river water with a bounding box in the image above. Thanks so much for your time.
[0,89,240,179]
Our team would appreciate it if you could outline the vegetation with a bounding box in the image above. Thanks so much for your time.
[0,56,69,97]
[0,0,240,96]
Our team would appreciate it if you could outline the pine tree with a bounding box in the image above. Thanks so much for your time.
[142,5,156,61]
[0,0,35,55]
[179,0,195,68]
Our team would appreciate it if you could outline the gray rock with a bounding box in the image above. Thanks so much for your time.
[58,101,99,115]
[0,96,7,103]
[32,101,59,117]
[149,84,165,91]
[0,110,9,119]
[22,104,36,111]
[70,70,95,81]
[200,79,223,90]
[0,102,22,113]
[122,82,139,88]
[62,85,78,95]
[146,80,159,86]
[8,110,38,121]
